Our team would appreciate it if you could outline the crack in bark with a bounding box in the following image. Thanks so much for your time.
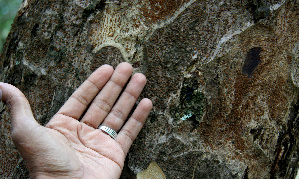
[270,98,299,178]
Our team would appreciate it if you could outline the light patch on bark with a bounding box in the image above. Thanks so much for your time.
[90,3,148,61]
[291,42,299,87]
[90,0,196,61]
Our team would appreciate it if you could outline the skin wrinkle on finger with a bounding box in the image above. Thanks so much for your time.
[123,73,147,99]
[59,97,88,120]
[58,79,105,119]
[102,91,138,130]
[81,82,122,127]
[101,73,147,130]
[116,98,152,154]
[120,124,137,142]
[110,108,126,122]
[86,66,114,90]
[70,94,89,107]
[81,63,133,128]
[104,91,137,121]
[109,63,133,86]
[123,90,138,101]
[94,96,114,114]
[70,80,102,106]
[52,65,114,123]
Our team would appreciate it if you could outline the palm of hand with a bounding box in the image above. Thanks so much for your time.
[25,118,124,178]
[1,63,152,179]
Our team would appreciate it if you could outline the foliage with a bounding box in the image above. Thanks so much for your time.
[0,0,22,53]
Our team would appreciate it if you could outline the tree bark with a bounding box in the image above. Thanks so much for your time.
[0,0,298,178]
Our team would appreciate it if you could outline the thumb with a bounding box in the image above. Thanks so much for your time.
[0,82,40,137]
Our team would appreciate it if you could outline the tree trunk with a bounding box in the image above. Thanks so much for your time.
[0,0,298,178]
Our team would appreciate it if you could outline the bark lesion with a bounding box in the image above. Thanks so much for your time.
[83,0,106,20]
[270,99,299,178]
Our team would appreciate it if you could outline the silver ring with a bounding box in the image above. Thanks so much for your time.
[99,125,117,140]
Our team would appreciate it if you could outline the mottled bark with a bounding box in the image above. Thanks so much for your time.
[0,0,298,178]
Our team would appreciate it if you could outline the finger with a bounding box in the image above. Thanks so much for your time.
[101,73,147,131]
[81,62,133,128]
[0,82,40,137]
[116,98,152,155]
[53,65,114,121]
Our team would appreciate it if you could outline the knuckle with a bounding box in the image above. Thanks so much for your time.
[122,128,135,142]
[124,91,137,100]
[110,109,125,121]
[86,79,101,91]
[95,98,112,113]
[71,93,89,106]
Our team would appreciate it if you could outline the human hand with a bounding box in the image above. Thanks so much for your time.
[0,62,152,178]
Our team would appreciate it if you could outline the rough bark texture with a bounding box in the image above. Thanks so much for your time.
[0,0,298,178]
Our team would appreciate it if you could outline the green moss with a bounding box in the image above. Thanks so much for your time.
[171,76,206,125]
